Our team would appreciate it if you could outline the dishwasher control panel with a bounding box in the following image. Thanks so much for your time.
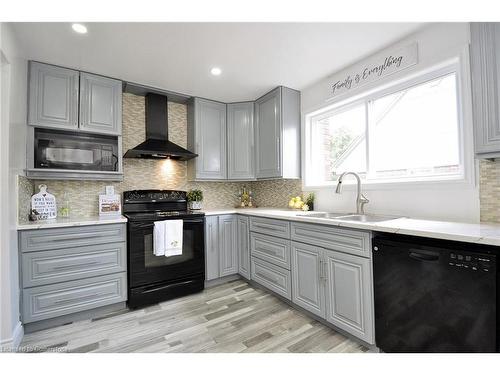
[448,252,495,272]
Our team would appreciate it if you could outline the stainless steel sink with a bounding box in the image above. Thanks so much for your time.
[297,212,353,219]
[334,214,402,223]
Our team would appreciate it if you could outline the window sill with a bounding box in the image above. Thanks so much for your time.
[303,175,475,192]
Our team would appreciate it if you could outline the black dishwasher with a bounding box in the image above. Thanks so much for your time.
[373,233,497,353]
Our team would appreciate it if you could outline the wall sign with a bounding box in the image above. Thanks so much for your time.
[31,184,57,220]
[329,42,418,99]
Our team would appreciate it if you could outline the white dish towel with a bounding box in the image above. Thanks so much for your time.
[164,219,183,257]
[153,220,184,257]
[153,221,167,256]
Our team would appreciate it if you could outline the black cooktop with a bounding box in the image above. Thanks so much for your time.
[122,189,205,221]
[124,210,205,222]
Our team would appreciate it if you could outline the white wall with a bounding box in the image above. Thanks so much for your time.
[0,22,27,348]
[301,23,480,223]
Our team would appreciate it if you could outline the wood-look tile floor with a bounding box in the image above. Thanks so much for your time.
[20,280,369,353]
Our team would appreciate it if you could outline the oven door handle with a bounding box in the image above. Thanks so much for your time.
[183,218,204,224]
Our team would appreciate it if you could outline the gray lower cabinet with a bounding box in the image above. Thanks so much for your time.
[237,216,251,279]
[79,72,122,135]
[471,23,500,158]
[18,223,127,324]
[250,232,291,270]
[21,242,126,288]
[249,216,290,239]
[291,242,326,318]
[291,221,371,258]
[28,61,79,130]
[218,215,238,276]
[227,102,255,180]
[324,249,374,344]
[288,221,374,345]
[205,216,220,281]
[254,86,301,179]
[187,98,227,180]
[22,273,127,324]
[204,215,239,280]
[251,256,291,300]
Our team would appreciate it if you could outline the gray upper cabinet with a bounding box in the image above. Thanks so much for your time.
[187,98,227,180]
[237,215,251,279]
[227,102,255,180]
[255,87,301,179]
[219,215,238,277]
[324,249,374,345]
[28,61,79,130]
[471,23,500,158]
[291,242,325,318]
[79,72,122,135]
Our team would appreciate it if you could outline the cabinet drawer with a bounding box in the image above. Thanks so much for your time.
[22,242,127,288]
[20,224,126,253]
[291,222,371,258]
[22,273,127,323]
[251,257,291,300]
[250,232,291,270]
[250,217,290,239]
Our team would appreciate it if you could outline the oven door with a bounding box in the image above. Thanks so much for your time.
[127,217,205,288]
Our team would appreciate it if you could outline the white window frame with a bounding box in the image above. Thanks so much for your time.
[303,54,475,191]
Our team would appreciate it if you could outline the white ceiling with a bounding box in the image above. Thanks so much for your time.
[10,22,425,102]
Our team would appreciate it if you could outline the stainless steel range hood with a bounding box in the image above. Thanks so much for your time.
[123,93,197,161]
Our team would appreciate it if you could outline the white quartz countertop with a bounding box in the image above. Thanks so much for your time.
[17,215,128,230]
[202,208,500,246]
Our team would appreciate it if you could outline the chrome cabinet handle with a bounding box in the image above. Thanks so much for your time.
[322,260,327,282]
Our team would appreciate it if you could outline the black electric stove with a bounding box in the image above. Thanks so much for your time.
[123,190,205,308]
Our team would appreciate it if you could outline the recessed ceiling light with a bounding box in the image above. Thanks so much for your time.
[72,23,88,34]
[210,67,222,76]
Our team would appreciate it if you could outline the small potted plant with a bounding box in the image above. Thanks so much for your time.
[305,192,315,211]
[187,189,203,210]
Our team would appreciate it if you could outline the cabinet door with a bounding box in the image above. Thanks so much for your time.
[205,216,219,281]
[79,72,122,135]
[218,215,238,276]
[193,98,227,179]
[324,250,374,344]
[471,23,500,156]
[28,61,79,130]
[255,87,282,178]
[291,242,325,318]
[227,102,254,180]
[237,215,251,279]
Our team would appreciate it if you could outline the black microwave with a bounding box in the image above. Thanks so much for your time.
[34,128,119,172]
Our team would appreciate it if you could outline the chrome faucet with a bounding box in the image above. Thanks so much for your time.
[335,172,369,214]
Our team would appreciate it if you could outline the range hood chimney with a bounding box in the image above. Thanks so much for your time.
[123,93,198,161]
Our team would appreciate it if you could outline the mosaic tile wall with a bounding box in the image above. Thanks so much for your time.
[18,175,34,221]
[18,93,304,220]
[479,160,500,223]
[249,179,304,208]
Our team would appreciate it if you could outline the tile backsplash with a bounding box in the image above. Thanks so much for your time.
[479,159,500,223]
[18,93,304,220]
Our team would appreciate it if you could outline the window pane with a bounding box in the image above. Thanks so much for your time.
[310,104,366,184]
[369,73,460,180]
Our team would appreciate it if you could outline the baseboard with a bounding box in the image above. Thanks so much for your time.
[0,321,24,350]
[205,274,241,288]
